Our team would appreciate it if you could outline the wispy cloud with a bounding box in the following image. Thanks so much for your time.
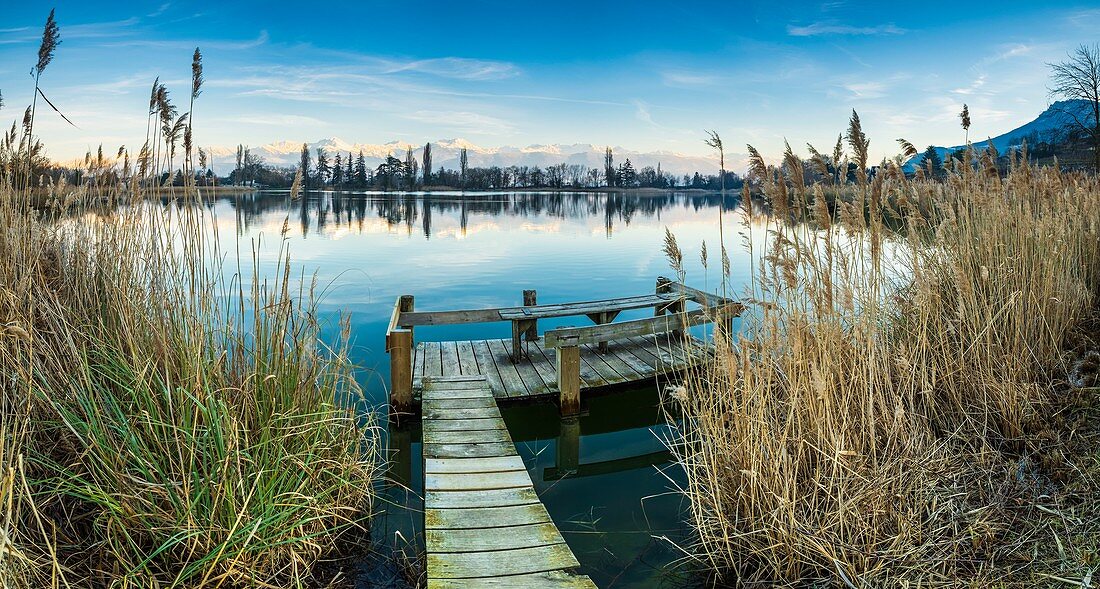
[220,114,327,126]
[147,3,172,18]
[843,81,888,99]
[952,74,988,96]
[402,110,515,135]
[381,57,520,81]
[787,22,905,36]
[660,70,721,87]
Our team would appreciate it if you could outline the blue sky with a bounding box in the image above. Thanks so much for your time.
[2,1,1098,168]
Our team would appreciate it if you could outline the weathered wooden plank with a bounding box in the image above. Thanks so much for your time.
[423,442,518,459]
[425,522,565,553]
[424,428,513,445]
[423,417,507,433]
[605,339,659,377]
[424,341,444,377]
[469,341,506,398]
[425,455,525,474]
[428,571,596,589]
[427,543,580,579]
[425,397,498,410]
[511,347,554,396]
[425,503,552,530]
[486,339,529,398]
[545,309,717,348]
[422,389,494,401]
[424,406,501,421]
[456,340,480,376]
[399,308,504,327]
[441,341,461,378]
[426,374,488,382]
[425,487,540,509]
[425,469,532,491]
[412,344,423,389]
[579,342,629,385]
[498,294,671,319]
[525,340,560,392]
[623,335,665,369]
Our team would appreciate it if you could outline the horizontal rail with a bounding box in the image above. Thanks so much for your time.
[398,308,505,327]
[658,275,741,310]
[544,308,726,348]
[397,292,692,328]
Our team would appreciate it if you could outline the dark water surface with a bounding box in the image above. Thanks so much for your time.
[212,190,756,587]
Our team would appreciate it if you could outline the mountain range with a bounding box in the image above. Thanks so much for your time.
[904,99,1095,170]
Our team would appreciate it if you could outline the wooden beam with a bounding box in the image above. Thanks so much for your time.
[544,309,723,348]
[399,308,504,327]
[557,346,581,416]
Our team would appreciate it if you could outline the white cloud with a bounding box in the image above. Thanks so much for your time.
[787,22,905,36]
[843,81,888,99]
[660,70,721,87]
[402,110,515,135]
[381,57,520,81]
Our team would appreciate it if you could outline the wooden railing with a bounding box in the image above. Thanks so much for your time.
[384,277,742,413]
[544,303,740,415]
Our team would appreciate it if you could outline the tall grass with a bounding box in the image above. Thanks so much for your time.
[0,14,381,586]
[670,126,1100,586]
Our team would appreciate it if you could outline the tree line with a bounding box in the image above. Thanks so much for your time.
[212,142,744,191]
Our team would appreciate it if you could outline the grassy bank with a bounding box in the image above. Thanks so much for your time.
[0,184,381,587]
[670,137,1100,586]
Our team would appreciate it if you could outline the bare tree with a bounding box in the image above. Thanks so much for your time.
[1049,44,1100,171]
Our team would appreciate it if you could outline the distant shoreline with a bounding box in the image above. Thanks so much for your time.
[224,185,723,195]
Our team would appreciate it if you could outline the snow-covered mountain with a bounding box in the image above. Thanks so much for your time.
[206,137,737,178]
[904,99,1096,170]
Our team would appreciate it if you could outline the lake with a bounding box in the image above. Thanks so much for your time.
[211,189,757,587]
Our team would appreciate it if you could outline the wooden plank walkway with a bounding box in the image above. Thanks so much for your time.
[423,375,597,588]
[413,334,708,401]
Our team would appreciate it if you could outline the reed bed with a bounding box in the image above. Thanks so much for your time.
[0,156,379,589]
[670,128,1100,586]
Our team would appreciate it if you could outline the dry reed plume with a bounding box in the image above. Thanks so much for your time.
[669,116,1100,587]
[1,11,381,588]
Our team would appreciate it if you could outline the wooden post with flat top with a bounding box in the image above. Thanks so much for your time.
[523,289,538,340]
[557,345,581,416]
[387,295,415,413]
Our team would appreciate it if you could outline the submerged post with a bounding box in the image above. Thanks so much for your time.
[557,417,580,474]
[557,345,581,416]
[387,295,415,413]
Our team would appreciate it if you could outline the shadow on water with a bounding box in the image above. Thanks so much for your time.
[204,189,747,587]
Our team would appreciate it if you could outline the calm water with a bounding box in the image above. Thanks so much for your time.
[211,190,759,587]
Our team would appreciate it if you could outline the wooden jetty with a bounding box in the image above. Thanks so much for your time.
[423,375,597,588]
[387,277,741,415]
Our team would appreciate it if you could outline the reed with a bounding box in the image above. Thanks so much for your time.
[0,15,381,587]
[669,118,1100,586]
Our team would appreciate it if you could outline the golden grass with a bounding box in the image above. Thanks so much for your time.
[670,134,1100,586]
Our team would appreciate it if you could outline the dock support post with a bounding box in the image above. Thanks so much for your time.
[557,345,581,416]
[387,295,415,414]
[523,289,538,341]
[557,417,580,474]
[656,276,684,338]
